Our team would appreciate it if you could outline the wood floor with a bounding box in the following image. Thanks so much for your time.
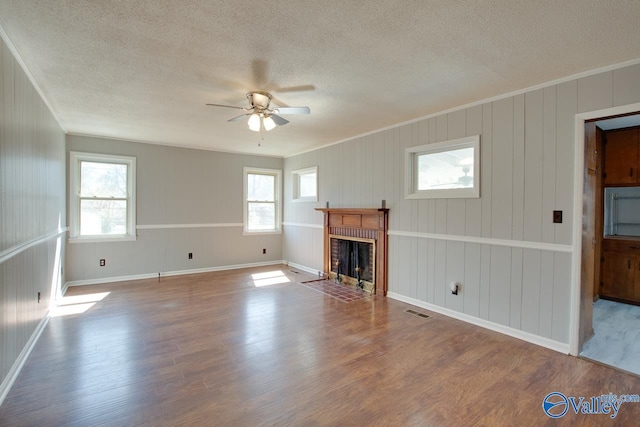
[1,265,639,426]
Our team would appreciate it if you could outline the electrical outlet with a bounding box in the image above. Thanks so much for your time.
[99,259,106,267]
[263,248,266,254]
[188,252,193,259]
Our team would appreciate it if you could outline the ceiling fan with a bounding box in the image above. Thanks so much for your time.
[206,91,310,132]
[431,166,474,188]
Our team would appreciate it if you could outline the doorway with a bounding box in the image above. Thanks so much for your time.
[577,111,640,375]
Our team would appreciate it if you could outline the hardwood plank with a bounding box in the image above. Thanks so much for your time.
[1,265,639,426]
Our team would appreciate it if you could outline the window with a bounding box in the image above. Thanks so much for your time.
[604,186,640,237]
[292,166,318,202]
[70,152,136,242]
[405,135,480,199]
[244,167,281,233]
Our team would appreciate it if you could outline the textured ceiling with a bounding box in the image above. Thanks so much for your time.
[1,1,640,157]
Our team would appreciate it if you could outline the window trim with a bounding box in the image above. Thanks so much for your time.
[404,135,480,199]
[243,167,282,235]
[292,166,318,202]
[69,151,137,243]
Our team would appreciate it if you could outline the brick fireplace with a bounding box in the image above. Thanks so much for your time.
[315,208,389,295]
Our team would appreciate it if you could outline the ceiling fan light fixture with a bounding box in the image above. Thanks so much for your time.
[248,113,261,131]
[263,116,276,131]
[459,157,474,166]
[208,90,309,133]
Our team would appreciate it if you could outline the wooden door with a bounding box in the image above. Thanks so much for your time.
[604,128,639,184]
[601,251,636,300]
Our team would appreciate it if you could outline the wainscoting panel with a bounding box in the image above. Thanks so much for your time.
[0,35,66,401]
[387,236,572,342]
[283,61,640,347]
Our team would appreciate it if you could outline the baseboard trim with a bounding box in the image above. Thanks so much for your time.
[64,260,287,288]
[387,292,570,354]
[0,312,50,406]
[286,261,322,276]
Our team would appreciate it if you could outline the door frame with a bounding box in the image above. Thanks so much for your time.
[570,101,640,355]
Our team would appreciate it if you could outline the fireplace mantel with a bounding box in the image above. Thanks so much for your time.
[315,207,389,295]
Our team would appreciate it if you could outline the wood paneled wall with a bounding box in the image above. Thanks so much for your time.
[65,135,284,282]
[283,63,640,346]
[0,39,66,388]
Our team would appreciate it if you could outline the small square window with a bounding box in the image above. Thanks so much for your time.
[292,166,318,202]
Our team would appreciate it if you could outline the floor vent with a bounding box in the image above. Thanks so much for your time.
[405,309,431,319]
[290,270,299,274]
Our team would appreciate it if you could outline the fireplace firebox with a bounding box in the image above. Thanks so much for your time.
[330,236,375,292]
[315,207,389,295]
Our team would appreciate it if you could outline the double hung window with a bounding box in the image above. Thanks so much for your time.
[70,152,136,241]
[244,167,281,233]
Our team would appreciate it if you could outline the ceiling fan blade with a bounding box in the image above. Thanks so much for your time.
[273,106,310,115]
[206,103,246,110]
[273,84,316,93]
[228,114,250,122]
[270,114,289,126]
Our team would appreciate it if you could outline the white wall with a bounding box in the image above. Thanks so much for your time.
[65,135,284,283]
[0,39,66,393]
[283,63,640,348]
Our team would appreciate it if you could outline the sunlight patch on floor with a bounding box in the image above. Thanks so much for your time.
[51,291,111,317]
[251,270,290,287]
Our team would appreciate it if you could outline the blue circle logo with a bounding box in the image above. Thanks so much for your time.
[543,392,569,418]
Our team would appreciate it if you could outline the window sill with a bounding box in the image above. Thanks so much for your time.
[405,188,479,199]
[69,235,137,244]
[242,230,282,236]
